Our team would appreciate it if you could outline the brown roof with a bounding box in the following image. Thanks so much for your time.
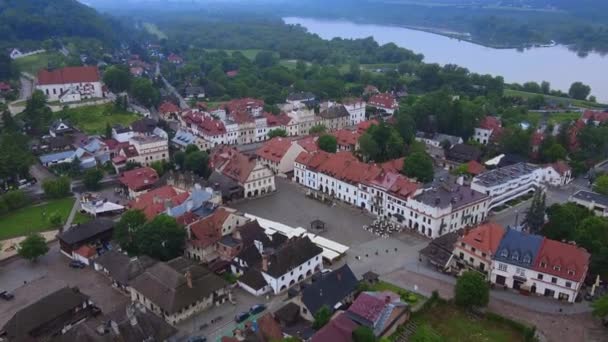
[37,66,100,85]
[533,239,590,282]
[369,93,397,110]
[256,137,293,163]
[159,101,180,114]
[296,136,319,152]
[257,313,283,341]
[189,208,231,248]
[548,160,571,175]
[219,151,257,184]
[119,167,159,192]
[332,129,360,148]
[129,186,190,220]
[466,160,486,175]
[459,222,505,256]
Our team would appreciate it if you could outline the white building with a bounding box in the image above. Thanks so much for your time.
[36,66,103,102]
[343,98,366,125]
[474,116,502,145]
[471,163,543,209]
[284,103,320,136]
[256,137,306,175]
[129,135,170,167]
[569,190,608,217]
[540,161,572,186]
[212,147,276,198]
[452,222,505,277]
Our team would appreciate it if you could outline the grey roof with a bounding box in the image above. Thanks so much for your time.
[130,118,157,134]
[57,219,114,245]
[571,190,608,207]
[1,287,89,341]
[106,303,177,341]
[319,105,349,119]
[237,220,272,247]
[287,92,315,102]
[236,244,262,266]
[416,132,462,146]
[129,257,229,314]
[447,144,481,163]
[172,129,196,147]
[473,163,539,188]
[265,237,323,278]
[219,235,240,247]
[238,269,268,290]
[414,184,488,210]
[301,264,358,316]
[94,251,157,285]
[419,230,462,267]
[39,150,75,164]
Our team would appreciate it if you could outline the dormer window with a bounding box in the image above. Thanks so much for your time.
[567,270,575,276]
[540,262,547,268]
[523,254,531,264]
[511,251,519,261]
[553,265,561,271]
[500,249,508,258]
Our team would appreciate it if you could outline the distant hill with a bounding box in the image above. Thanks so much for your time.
[0,0,121,48]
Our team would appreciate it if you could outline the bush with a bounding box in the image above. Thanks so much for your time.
[0,190,28,214]
[42,176,71,199]
[485,312,536,342]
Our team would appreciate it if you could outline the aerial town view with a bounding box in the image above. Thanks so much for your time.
[1,0,608,341]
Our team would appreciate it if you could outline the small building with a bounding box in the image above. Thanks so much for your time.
[446,144,482,163]
[368,93,398,115]
[541,160,572,186]
[474,116,503,145]
[569,190,608,217]
[415,131,463,149]
[472,163,543,209]
[49,119,75,137]
[212,147,276,198]
[57,218,114,260]
[309,313,358,342]
[118,167,159,199]
[172,129,207,151]
[419,230,462,271]
[346,291,410,337]
[159,101,180,120]
[39,150,76,167]
[256,137,306,175]
[331,129,361,152]
[94,251,158,292]
[490,229,543,292]
[452,222,505,277]
[167,53,184,65]
[0,287,96,341]
[36,66,103,102]
[129,257,231,325]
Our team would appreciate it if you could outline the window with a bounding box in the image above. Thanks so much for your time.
[469,257,474,263]
[565,281,572,288]
[459,252,464,259]
[498,263,507,272]
[537,274,543,280]
[567,270,575,276]
[551,277,557,284]
[500,249,508,258]
[540,262,547,268]
[523,254,531,264]
[481,252,487,258]
[471,247,476,252]
[553,265,561,271]
[511,251,519,261]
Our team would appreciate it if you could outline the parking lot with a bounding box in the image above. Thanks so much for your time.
[232,177,376,246]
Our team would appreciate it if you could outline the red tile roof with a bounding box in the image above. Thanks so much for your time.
[368,93,397,110]
[296,136,319,152]
[583,110,608,123]
[37,66,100,85]
[357,120,379,134]
[310,313,357,342]
[332,129,360,148]
[218,150,257,184]
[189,208,231,248]
[119,167,159,192]
[295,150,331,168]
[315,152,381,185]
[0,82,11,91]
[348,292,388,323]
[129,185,190,220]
[531,131,545,146]
[256,137,293,163]
[224,98,264,114]
[533,239,590,282]
[74,245,97,258]
[466,160,486,175]
[184,112,226,136]
[367,172,418,200]
[548,160,571,175]
[167,53,183,63]
[257,313,283,341]
[460,222,505,256]
[159,101,180,114]
[264,112,292,127]
[478,116,502,131]
[130,66,144,76]
[380,158,405,174]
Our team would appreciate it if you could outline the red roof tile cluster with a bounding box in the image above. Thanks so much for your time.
[363,85,379,95]
[568,119,586,151]
[183,111,226,136]
[296,136,319,152]
[129,185,190,220]
[478,116,502,131]
[548,160,571,175]
[310,313,358,342]
[189,208,230,248]
[167,53,183,63]
[368,93,397,110]
[256,313,283,341]
[583,110,608,123]
[212,147,257,184]
[466,160,486,175]
[347,292,388,323]
[129,66,144,76]
[226,70,239,77]
[74,245,97,258]
[313,152,382,185]
[295,150,332,169]
[37,66,100,85]
[332,129,361,148]
[0,82,12,91]
[533,239,590,282]
[119,167,159,192]
[460,222,505,256]
[357,119,379,134]
[531,131,545,146]
[264,112,292,127]
[256,137,293,163]
[366,172,418,200]
[159,101,180,114]
[379,158,405,174]
[224,98,264,114]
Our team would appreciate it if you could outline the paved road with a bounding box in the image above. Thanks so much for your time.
[19,75,33,100]
[161,75,189,109]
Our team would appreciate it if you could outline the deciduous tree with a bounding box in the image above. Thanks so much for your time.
[267,129,287,138]
[312,306,331,330]
[403,152,434,183]
[115,210,147,254]
[454,271,489,309]
[18,233,49,262]
[135,215,186,261]
[569,82,591,100]
[593,175,608,195]
[318,134,337,153]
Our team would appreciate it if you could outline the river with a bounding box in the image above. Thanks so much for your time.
[284,17,608,103]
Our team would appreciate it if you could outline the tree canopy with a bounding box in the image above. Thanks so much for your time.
[267,128,287,138]
[103,65,133,93]
[593,175,608,195]
[318,134,337,153]
[18,233,49,262]
[403,151,434,183]
[569,82,591,100]
[312,306,331,330]
[454,271,489,308]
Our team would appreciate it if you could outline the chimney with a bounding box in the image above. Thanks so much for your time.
[262,253,269,272]
[385,296,391,304]
[185,271,193,288]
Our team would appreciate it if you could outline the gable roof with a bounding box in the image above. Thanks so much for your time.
[332,129,361,148]
[159,101,180,114]
[494,229,543,267]
[37,66,100,85]
[533,239,590,282]
[460,223,505,256]
[301,264,358,316]
[419,230,462,267]
[466,160,486,175]
[238,269,268,290]
[130,258,228,314]
[57,218,114,245]
[265,237,323,278]
[256,137,293,163]
[129,185,190,220]
[447,144,481,163]
[95,251,158,285]
[119,167,159,192]
[369,93,397,110]
[310,313,357,342]
[319,105,349,119]
[1,287,89,340]
[189,208,231,248]
[547,160,571,176]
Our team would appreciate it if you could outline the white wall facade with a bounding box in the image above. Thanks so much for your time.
[472,169,543,209]
[474,127,492,145]
[243,162,276,198]
[37,81,103,102]
[344,101,366,125]
[261,253,322,294]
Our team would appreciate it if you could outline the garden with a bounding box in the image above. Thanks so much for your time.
[0,197,75,240]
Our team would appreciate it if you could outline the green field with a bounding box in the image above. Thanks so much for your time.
[527,111,581,125]
[14,52,67,75]
[143,22,168,40]
[505,89,607,109]
[72,211,92,225]
[55,103,140,134]
[0,198,75,240]
[205,49,277,60]
[412,302,531,342]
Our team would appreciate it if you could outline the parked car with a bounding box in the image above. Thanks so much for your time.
[235,312,250,323]
[0,291,15,301]
[249,304,266,315]
[69,260,86,269]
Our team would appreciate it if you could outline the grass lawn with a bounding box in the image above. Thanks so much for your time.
[205,49,277,60]
[54,103,140,135]
[72,211,92,225]
[412,302,530,342]
[0,198,75,240]
[14,52,67,75]
[505,89,606,108]
[366,280,425,306]
[143,22,168,40]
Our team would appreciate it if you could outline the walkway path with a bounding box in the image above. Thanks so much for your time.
[62,194,80,231]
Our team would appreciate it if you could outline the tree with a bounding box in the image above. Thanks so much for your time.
[312,306,331,330]
[0,132,34,181]
[22,90,52,133]
[0,54,17,80]
[593,175,608,195]
[403,152,434,183]
[542,203,592,241]
[42,177,71,198]
[174,150,186,169]
[309,124,327,134]
[358,132,380,161]
[352,326,376,342]
[115,210,147,254]
[540,143,567,163]
[18,233,49,262]
[150,160,167,176]
[267,129,287,138]
[569,82,591,100]
[103,65,132,93]
[524,190,546,233]
[83,168,103,191]
[318,134,337,153]
[105,122,113,139]
[454,271,489,309]
[592,295,608,318]
[135,215,186,261]
[541,81,551,94]
[130,78,160,108]
[184,151,211,177]
[255,51,278,68]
